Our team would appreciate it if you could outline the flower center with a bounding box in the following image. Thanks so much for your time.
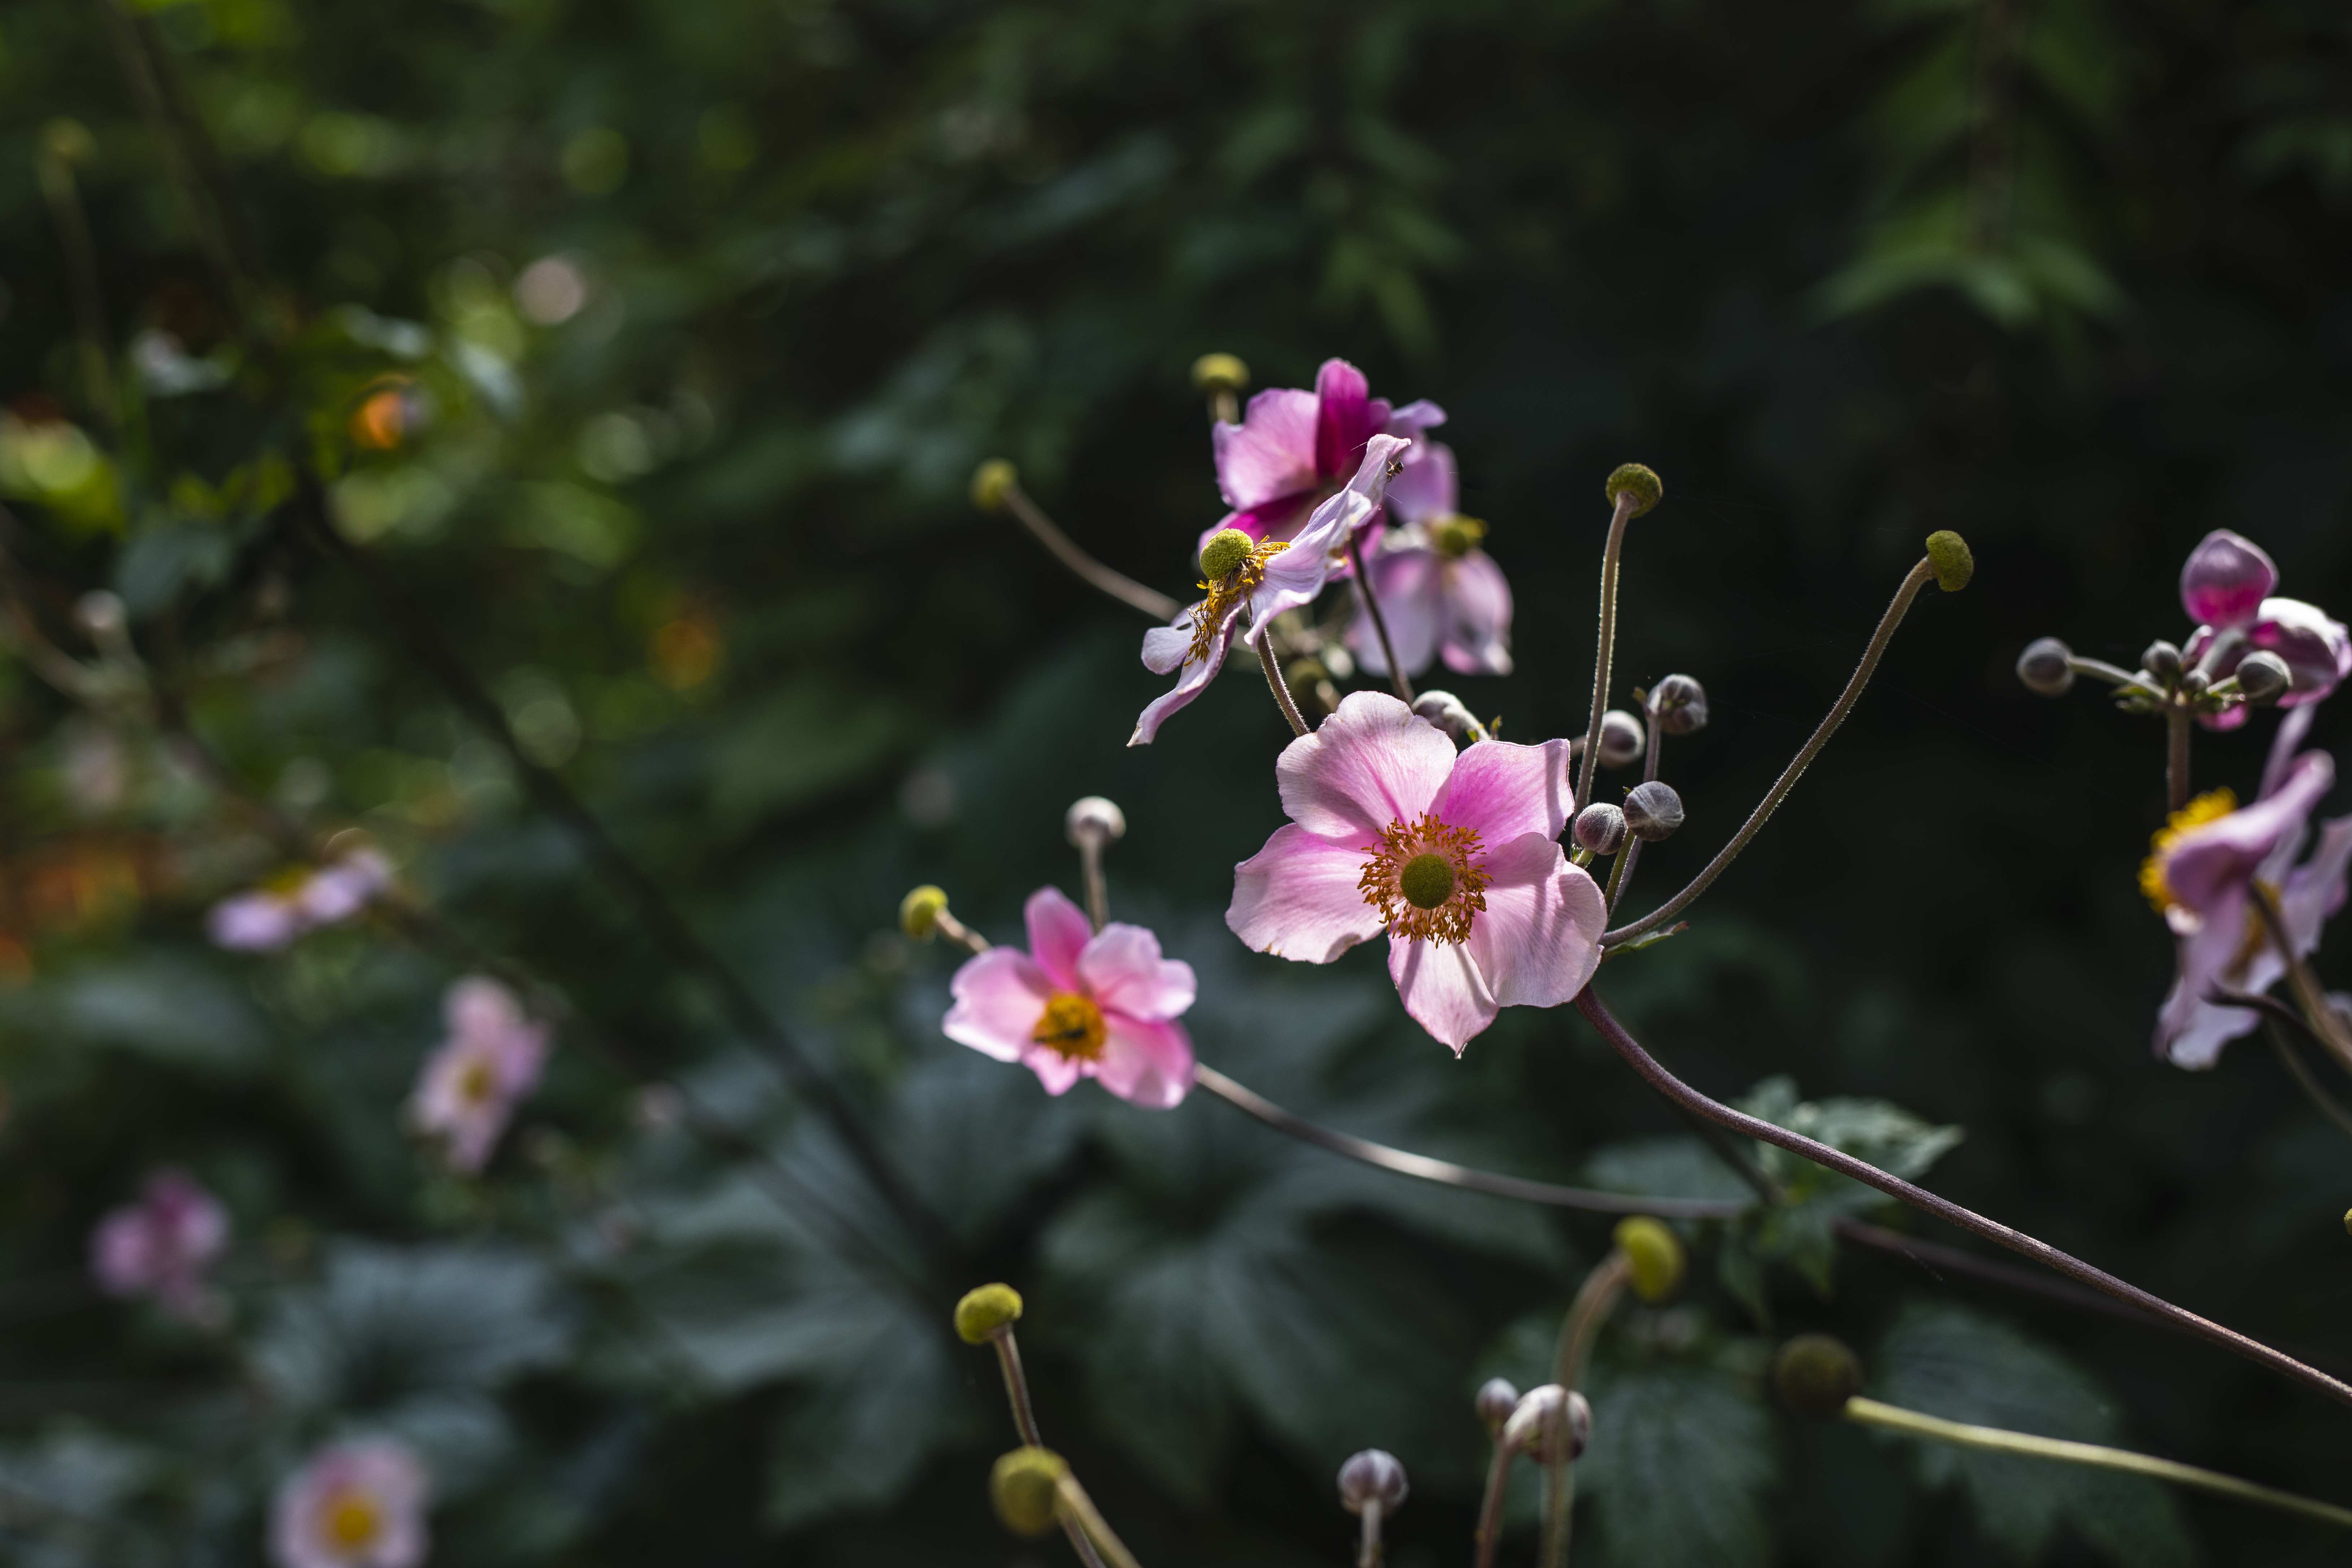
[1030,992,1107,1060]
[1431,515,1487,559]
[2138,787,2238,914]
[1185,540,1290,666]
[457,1054,498,1105]
[324,1490,382,1549]
[1360,814,1490,943]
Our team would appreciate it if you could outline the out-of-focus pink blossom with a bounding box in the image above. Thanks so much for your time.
[406,976,552,1173]
[1347,442,1514,678]
[1227,691,1604,1051]
[207,848,395,952]
[91,1169,230,1323]
[944,887,1197,1107]
[269,1440,430,1568]
[2173,531,2351,730]
[1207,358,1445,552]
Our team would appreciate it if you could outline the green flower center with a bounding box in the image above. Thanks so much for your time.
[1399,853,1456,910]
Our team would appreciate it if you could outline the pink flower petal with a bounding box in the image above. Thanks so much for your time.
[1078,924,1197,1022]
[1439,550,1514,676]
[2179,529,2277,630]
[1312,359,1375,480]
[1142,614,1194,676]
[1273,690,1457,841]
[1388,935,1498,1053]
[942,947,1053,1062]
[2164,752,2335,916]
[1131,610,1233,746]
[1351,545,1444,678]
[1018,1044,1088,1097]
[1384,441,1456,525]
[1228,824,1385,962]
[1436,739,1576,844]
[1383,398,1448,443]
[2251,596,2352,707]
[1024,887,1094,991]
[1464,835,1604,1009]
[1094,1014,1195,1108]
[1212,388,1320,510]
[1201,493,1317,554]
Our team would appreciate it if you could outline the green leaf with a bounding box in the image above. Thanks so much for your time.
[1734,1075,1963,1216]
[1579,1361,1780,1568]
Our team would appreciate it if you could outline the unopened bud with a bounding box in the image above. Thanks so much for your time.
[1065,796,1127,848]
[1612,1216,1686,1304]
[1622,781,1684,842]
[1190,352,1250,396]
[1649,674,1707,735]
[1502,1385,1591,1463]
[1572,802,1628,857]
[1336,1449,1408,1515]
[1414,690,1485,743]
[2016,637,2075,697]
[1200,527,1253,582]
[970,459,1018,513]
[989,1447,1068,1536]
[1925,530,1973,592]
[2236,650,2291,704]
[954,1282,1024,1344]
[74,591,126,637]
[900,885,949,940]
[1289,658,1339,716]
[1604,463,1663,518]
[1598,709,1645,769]
[2179,669,2211,699]
[1772,1334,1863,1418]
[2141,640,2182,681]
[1475,1376,1521,1437]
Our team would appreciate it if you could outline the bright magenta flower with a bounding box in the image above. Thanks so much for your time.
[1227,692,1604,1051]
[405,976,552,1173]
[269,1439,430,1568]
[1348,441,1514,678]
[91,1169,229,1323]
[2175,530,2351,730]
[1207,357,1445,550]
[944,887,1197,1107]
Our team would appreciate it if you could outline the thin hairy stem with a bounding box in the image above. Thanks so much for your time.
[1347,532,1414,704]
[988,1332,1110,1568]
[1605,558,1936,946]
[1258,630,1310,737]
[1542,1254,1628,1568]
[1054,1475,1146,1568]
[1845,1397,2352,1530]
[1575,986,2352,1410]
[1603,707,1665,912]
[1472,1439,1515,1568]
[2251,883,2352,1071]
[933,909,992,956]
[1002,484,1182,622]
[1575,491,1641,813]
[2166,709,2192,814]
[1192,1065,1745,1218]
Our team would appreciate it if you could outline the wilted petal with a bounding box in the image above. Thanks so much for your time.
[942,947,1053,1063]
[1439,550,1515,676]
[1023,886,1094,992]
[1094,1015,1195,1108]
[1435,739,1575,843]
[1079,923,1197,1023]
[1274,690,1457,840]
[1389,935,1498,1052]
[1212,387,1320,510]
[1228,824,1385,962]
[2179,529,2277,630]
[1465,836,1605,1009]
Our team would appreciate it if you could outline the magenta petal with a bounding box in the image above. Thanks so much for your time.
[1384,442,1456,525]
[1351,545,1444,678]
[1094,1014,1195,1108]
[1438,550,1514,676]
[1199,493,1316,555]
[1312,359,1375,480]
[2164,752,2335,915]
[1024,887,1093,989]
[2179,529,2277,629]
[1228,824,1385,962]
[1383,398,1448,443]
[1079,923,1197,1022]
[1465,835,1605,1009]
[1213,387,1320,509]
[942,947,1052,1062]
[2281,816,2352,949]
[1274,690,1457,840]
[2249,597,2352,706]
[1436,739,1575,843]
[1388,935,1498,1053]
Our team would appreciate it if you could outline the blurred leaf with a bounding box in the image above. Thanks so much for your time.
[1579,1361,1779,1568]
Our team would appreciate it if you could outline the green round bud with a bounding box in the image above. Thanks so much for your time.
[955,1282,1024,1342]
[1200,527,1254,582]
[1432,515,1488,558]
[970,459,1019,513]
[989,1447,1068,1537]
[1399,853,1456,910]
[41,119,95,167]
[1192,352,1250,396]
[1925,530,1974,592]
[1772,1334,1864,1418]
[900,885,949,941]
[1612,1216,1686,1304]
[1604,463,1663,518]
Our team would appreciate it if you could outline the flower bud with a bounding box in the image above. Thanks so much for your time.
[1200,527,1254,582]
[989,1447,1068,1536]
[1572,802,1628,857]
[1065,796,1127,849]
[1604,463,1663,518]
[1474,1376,1521,1437]
[2235,650,2291,704]
[2016,637,2075,697]
[1336,1449,1408,1515]
[2179,669,2211,699]
[1598,709,1645,769]
[1190,353,1250,396]
[1622,781,1684,842]
[1413,690,1486,743]
[2141,640,2182,682]
[74,591,126,638]
[1503,1385,1591,1463]
[954,1282,1024,1344]
[1649,674,1708,735]
[969,459,1018,513]
[2180,529,2277,628]
[900,885,949,940]
[1925,530,1973,592]
[1612,1216,1686,1304]
[1772,1334,1863,1418]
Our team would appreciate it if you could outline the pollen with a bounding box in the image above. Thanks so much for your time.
[1030,992,1107,1060]
[2138,787,2238,914]
[324,1491,382,1548]
[1360,814,1490,944]
[1185,539,1290,666]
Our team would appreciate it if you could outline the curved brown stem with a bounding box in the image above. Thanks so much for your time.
[1002,484,1182,622]
[1347,532,1413,705]
[1257,631,1310,738]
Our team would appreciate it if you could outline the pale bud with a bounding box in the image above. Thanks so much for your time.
[1572,802,1628,857]
[1414,689,1486,744]
[1649,674,1707,735]
[2236,650,2291,704]
[1336,1449,1408,1515]
[1065,796,1127,849]
[1474,1377,1521,1437]
[1502,1384,1591,1463]
[1622,781,1684,842]
[74,591,126,638]
[2179,668,2211,699]
[2016,637,2074,697]
[1598,709,1645,769]
[2141,640,2182,682]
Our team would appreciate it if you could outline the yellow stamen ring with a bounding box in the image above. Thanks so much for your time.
[1184,539,1290,667]
[1031,993,1107,1060]
[2138,788,2238,915]
[1360,814,1490,944]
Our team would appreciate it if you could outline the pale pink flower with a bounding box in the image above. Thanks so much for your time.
[943,887,1197,1107]
[208,849,395,952]
[1227,691,1605,1051]
[405,977,552,1174]
[269,1440,430,1568]
[2175,530,2351,731]
[1347,441,1514,678]
[91,1169,229,1322]
[1207,357,1446,551]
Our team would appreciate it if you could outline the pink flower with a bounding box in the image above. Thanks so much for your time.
[208,849,395,952]
[1347,442,1514,678]
[91,1169,230,1322]
[1226,691,1605,1051]
[2146,714,2352,1067]
[405,977,552,1173]
[1133,434,1410,745]
[943,887,1197,1107]
[269,1440,430,1568]
[2174,531,2351,731]
[1207,358,1446,551]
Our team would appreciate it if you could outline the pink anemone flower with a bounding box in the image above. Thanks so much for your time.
[2146,712,2352,1067]
[1227,691,1606,1051]
[943,886,1197,1107]
[2176,530,2351,731]
[269,1439,430,1568]
[208,848,395,952]
[91,1169,230,1323]
[1347,441,1514,678]
[406,976,553,1173]
[1133,434,1410,745]
[1207,357,1446,553]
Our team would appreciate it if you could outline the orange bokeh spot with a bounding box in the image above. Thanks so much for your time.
[650,614,722,690]
[350,387,409,450]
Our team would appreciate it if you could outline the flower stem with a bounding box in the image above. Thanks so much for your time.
[1001,484,1183,623]
[1356,1498,1385,1568]
[1257,629,1310,738]
[2067,654,2166,699]
[1844,1396,2352,1531]
[1574,985,2352,1411]
[1472,1439,1516,1568]
[1603,558,1937,947]
[2266,1020,2352,1141]
[991,1332,1111,1568]
[933,909,993,956]
[1078,840,1109,934]
[2251,883,2352,1072]
[2166,708,2192,814]
[1542,1253,1630,1568]
[1575,491,1642,814]
[1347,533,1414,705]
[1603,706,1665,912]
[1054,1475,1145,1568]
